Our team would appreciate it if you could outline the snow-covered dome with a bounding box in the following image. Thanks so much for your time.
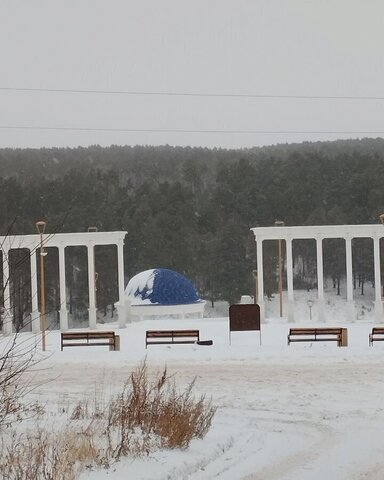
[125,268,202,306]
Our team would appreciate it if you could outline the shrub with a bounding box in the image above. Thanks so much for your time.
[108,361,216,456]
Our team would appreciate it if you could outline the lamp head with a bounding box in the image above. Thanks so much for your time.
[35,221,46,234]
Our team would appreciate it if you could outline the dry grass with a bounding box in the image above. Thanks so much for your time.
[107,361,216,457]
[0,360,216,479]
[0,425,110,480]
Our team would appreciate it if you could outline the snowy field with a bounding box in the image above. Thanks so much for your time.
[12,290,384,480]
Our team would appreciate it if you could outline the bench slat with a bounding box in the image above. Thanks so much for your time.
[146,340,197,345]
[62,332,115,337]
[62,342,113,347]
[288,329,318,335]
[62,335,89,340]
[288,338,340,342]
[147,330,199,336]
[289,328,343,335]
[371,328,384,334]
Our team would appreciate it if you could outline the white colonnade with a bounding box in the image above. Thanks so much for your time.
[251,224,384,324]
[1,231,127,334]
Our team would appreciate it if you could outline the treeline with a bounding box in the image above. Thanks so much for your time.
[2,138,384,321]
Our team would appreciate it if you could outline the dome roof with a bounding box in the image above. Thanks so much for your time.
[125,268,201,306]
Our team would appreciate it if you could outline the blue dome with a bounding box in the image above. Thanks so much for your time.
[125,268,201,306]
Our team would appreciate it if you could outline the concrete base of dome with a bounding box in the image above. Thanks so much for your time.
[125,300,205,322]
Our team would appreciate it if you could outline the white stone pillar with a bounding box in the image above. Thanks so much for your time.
[116,241,126,327]
[286,238,294,322]
[87,243,97,329]
[256,238,265,323]
[373,235,383,323]
[316,237,325,322]
[58,245,68,331]
[30,248,40,333]
[2,251,12,335]
[345,236,355,321]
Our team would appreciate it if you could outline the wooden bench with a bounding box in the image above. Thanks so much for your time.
[369,327,384,346]
[61,331,120,351]
[287,328,348,347]
[146,329,200,348]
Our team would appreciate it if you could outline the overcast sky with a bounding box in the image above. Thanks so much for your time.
[1,0,384,149]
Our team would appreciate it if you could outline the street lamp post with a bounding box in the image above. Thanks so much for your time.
[307,299,314,320]
[36,220,47,351]
[275,220,285,317]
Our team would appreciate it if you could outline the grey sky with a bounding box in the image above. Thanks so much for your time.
[1,0,383,149]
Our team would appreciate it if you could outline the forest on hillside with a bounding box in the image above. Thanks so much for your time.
[1,137,384,328]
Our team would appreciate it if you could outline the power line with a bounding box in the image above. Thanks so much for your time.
[1,86,384,101]
[0,125,383,135]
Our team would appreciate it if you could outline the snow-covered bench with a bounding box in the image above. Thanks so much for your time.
[287,328,348,347]
[61,331,120,351]
[369,327,384,346]
[145,329,200,348]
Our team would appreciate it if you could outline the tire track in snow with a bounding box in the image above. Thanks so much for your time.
[241,421,384,480]
[161,412,333,480]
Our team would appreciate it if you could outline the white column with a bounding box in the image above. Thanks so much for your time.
[345,236,355,321]
[58,245,68,331]
[2,251,12,335]
[316,237,325,322]
[256,238,265,323]
[87,243,97,329]
[116,241,126,327]
[30,249,40,333]
[373,235,383,323]
[286,238,294,323]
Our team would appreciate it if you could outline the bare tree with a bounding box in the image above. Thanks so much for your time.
[0,220,45,428]
[0,332,41,428]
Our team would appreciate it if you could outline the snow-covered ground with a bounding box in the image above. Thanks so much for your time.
[8,288,384,479]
